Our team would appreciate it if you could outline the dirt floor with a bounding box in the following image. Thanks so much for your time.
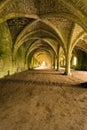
[0,69,87,130]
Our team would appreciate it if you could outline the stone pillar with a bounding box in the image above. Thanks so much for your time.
[56,45,60,71]
[64,52,71,75]
[27,55,32,70]
[53,55,56,69]
[12,53,16,73]
[28,58,31,70]
[57,57,60,71]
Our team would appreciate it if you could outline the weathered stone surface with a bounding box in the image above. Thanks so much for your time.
[0,0,87,76]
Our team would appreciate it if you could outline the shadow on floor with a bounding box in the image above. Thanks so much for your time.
[0,79,87,89]
[77,82,87,88]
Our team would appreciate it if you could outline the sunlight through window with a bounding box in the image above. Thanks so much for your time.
[73,57,77,66]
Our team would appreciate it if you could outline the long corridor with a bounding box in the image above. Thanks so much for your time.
[0,69,87,130]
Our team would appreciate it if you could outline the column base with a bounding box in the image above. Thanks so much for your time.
[64,71,72,76]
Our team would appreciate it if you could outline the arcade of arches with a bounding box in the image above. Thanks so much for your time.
[0,0,87,77]
[0,1,87,130]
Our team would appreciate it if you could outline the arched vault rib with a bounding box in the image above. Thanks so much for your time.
[34,50,52,62]
[25,38,58,58]
[30,47,54,57]
[14,29,57,52]
[25,39,57,61]
[26,47,54,66]
[60,0,85,18]
[0,11,86,38]
[0,13,39,23]
[14,19,65,44]
[70,31,86,52]
[0,13,86,54]
[75,39,87,53]
[28,44,54,57]
[14,29,64,56]
[36,51,51,59]
[34,51,52,66]
[0,0,13,14]
[60,0,87,31]
[42,38,58,55]
[64,22,86,53]
[40,19,66,51]
[14,20,66,56]
[75,46,87,54]
[40,12,87,34]
[14,19,39,46]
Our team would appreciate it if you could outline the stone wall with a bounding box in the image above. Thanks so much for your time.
[0,22,12,77]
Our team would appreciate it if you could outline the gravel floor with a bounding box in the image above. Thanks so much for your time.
[0,69,87,130]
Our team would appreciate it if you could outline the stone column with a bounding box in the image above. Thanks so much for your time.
[64,52,71,75]
[56,45,60,71]
[12,53,16,73]
[56,57,60,71]
[53,54,56,69]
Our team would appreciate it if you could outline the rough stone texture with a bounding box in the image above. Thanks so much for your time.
[7,18,34,42]
[1,0,38,15]
[0,22,12,77]
[0,69,87,130]
[0,0,87,76]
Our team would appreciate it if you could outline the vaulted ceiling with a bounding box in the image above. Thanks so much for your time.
[0,0,87,74]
